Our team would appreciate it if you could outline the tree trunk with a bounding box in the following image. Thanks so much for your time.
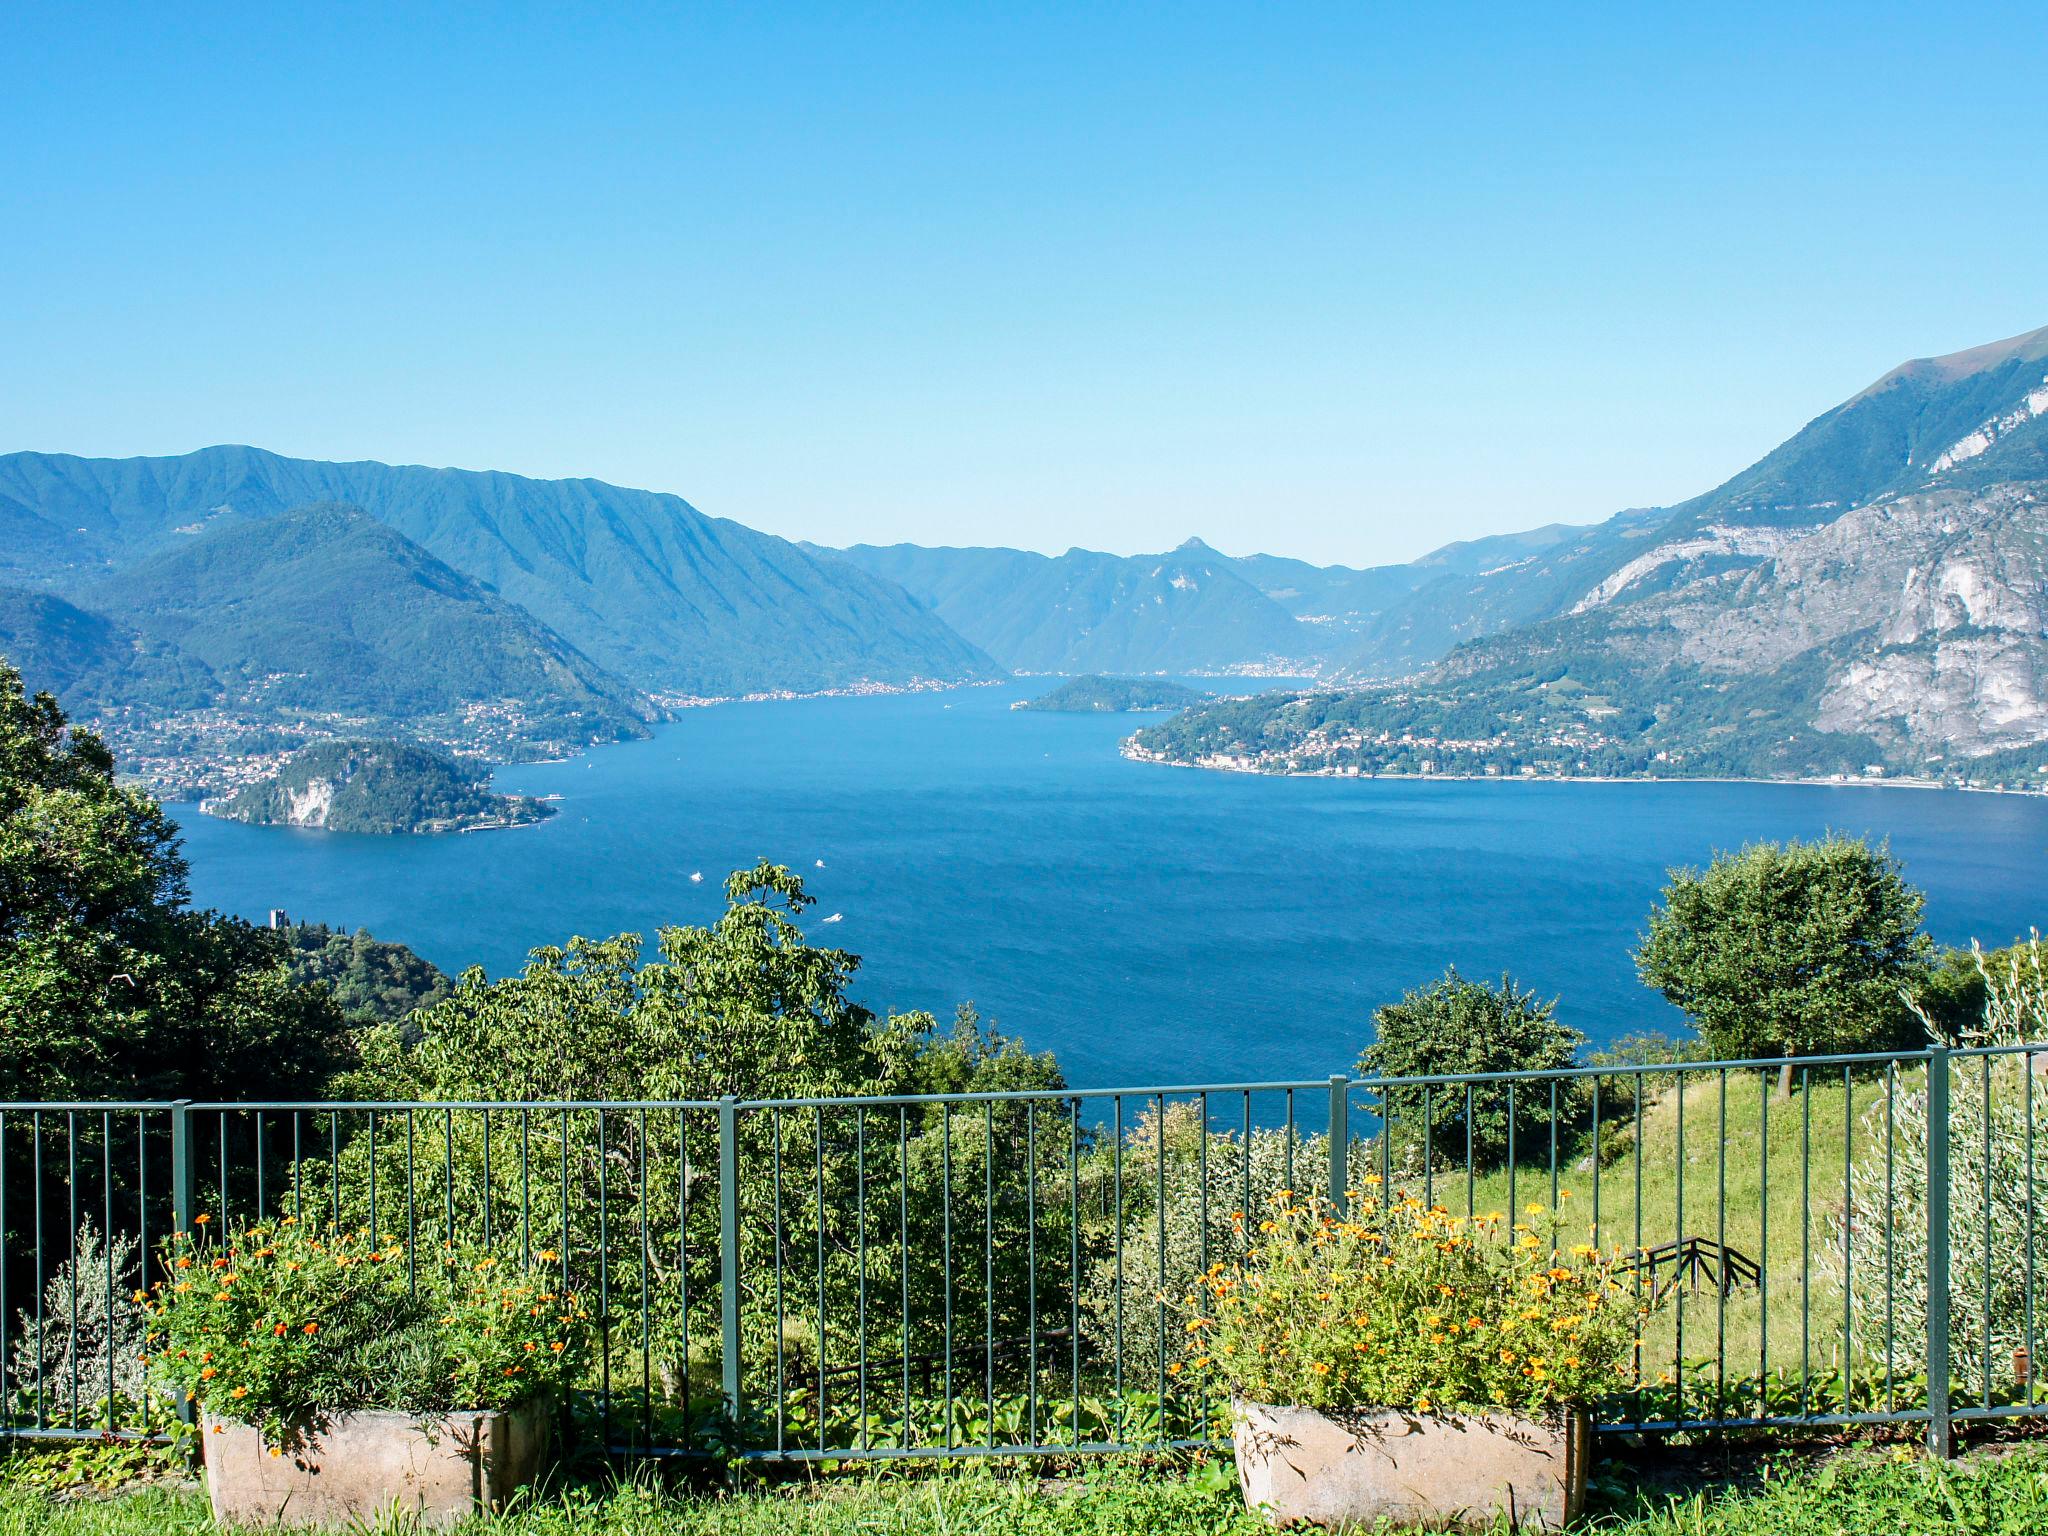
[1777,1060,1794,1099]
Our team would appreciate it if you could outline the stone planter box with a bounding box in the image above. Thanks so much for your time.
[1232,1398,1589,1530]
[201,1400,551,1529]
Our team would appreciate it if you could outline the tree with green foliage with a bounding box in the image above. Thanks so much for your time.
[326,863,1072,1432]
[1360,967,1583,1170]
[0,659,349,1102]
[282,923,451,1033]
[1635,835,1933,1088]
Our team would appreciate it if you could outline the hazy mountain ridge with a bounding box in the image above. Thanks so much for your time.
[828,537,1321,674]
[0,446,1002,696]
[1135,325,2048,785]
[69,503,651,739]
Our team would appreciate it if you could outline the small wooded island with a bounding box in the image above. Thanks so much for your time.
[203,739,555,835]
[1013,675,1207,713]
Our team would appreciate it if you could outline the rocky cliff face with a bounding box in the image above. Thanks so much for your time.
[1450,481,2048,763]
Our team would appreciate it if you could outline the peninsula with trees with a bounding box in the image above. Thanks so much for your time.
[204,738,555,835]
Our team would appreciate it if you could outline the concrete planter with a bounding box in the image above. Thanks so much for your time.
[1232,1398,1589,1530]
[201,1400,551,1529]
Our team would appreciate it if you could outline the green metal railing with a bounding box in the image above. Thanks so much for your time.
[2,1043,2042,1460]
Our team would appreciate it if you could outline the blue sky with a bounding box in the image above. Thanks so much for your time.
[4,4,2044,567]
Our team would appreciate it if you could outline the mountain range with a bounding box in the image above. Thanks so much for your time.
[2,321,2044,792]
[0,445,1000,698]
[1134,324,2048,784]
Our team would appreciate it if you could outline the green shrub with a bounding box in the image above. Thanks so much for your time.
[1361,968,1583,1170]
[145,1218,593,1448]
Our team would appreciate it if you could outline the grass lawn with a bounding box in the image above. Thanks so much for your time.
[1443,1068,1908,1418]
[8,1446,2048,1535]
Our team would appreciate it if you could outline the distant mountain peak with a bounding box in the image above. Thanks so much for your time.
[1858,323,2048,399]
[1172,536,1220,557]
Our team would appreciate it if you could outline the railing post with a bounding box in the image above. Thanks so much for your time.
[169,1099,199,1429]
[1926,1045,1952,1459]
[1328,1075,1349,1218]
[718,1095,744,1447]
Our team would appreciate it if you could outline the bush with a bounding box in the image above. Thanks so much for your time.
[1182,1192,1646,1415]
[144,1218,593,1448]
[1840,937,2048,1397]
[1636,836,1932,1064]
[1079,1103,1332,1378]
[1361,968,1583,1171]
[7,1222,147,1422]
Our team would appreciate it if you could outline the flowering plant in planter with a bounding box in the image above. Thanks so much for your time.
[1184,1190,1645,1414]
[143,1217,592,1450]
[1185,1190,1653,1529]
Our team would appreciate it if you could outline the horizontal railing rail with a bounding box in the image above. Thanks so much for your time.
[3,1042,2042,1461]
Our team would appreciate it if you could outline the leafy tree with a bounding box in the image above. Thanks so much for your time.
[0,659,349,1101]
[1359,967,1583,1170]
[327,865,1075,1430]
[1635,835,1933,1089]
[283,923,452,1033]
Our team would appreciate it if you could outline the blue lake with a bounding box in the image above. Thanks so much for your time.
[174,683,2048,1089]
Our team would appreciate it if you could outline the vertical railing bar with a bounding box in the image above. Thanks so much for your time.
[2028,1051,2038,1410]
[717,1097,743,1455]
[291,1111,302,1223]
[1113,1096,1125,1436]
[69,1110,80,1424]
[942,1100,954,1451]
[1069,1095,1082,1450]
[134,1110,146,1432]
[0,1112,8,1433]
[814,1107,826,1454]
[1155,1092,1167,1444]
[1673,1072,1685,1426]
[102,1110,115,1432]
[1026,1099,1039,1448]
[899,1105,911,1447]
[1590,1073,1602,1249]
[1928,1042,1953,1458]
[772,1110,786,1455]
[328,1110,340,1230]
[1841,1063,1854,1417]
[1423,1083,1433,1210]
[638,1107,651,1455]
[1506,1082,1517,1223]
[1465,1082,1475,1221]
[481,1107,494,1248]
[983,1101,994,1449]
[1759,1070,1770,1419]
[856,1106,869,1451]
[442,1107,455,1242]
[521,1108,533,1273]
[34,1111,46,1429]
[1327,1076,1348,1219]
[597,1110,611,1451]
[368,1109,379,1244]
[1800,1066,1811,1419]
[1716,1068,1727,1426]
[1885,1062,1897,1413]
[1982,1053,1994,1410]
[1631,1077,1643,1426]
[1549,1078,1559,1211]
[680,1108,694,1442]
[405,1112,417,1294]
[255,1111,266,1221]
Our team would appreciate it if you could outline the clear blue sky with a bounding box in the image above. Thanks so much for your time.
[4,4,2044,567]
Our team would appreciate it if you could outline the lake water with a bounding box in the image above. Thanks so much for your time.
[173,682,2048,1089]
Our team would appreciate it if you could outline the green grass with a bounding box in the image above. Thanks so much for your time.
[1440,1069,1893,1417]
[8,1447,2048,1534]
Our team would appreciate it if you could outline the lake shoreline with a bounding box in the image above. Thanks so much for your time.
[1118,740,2045,798]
